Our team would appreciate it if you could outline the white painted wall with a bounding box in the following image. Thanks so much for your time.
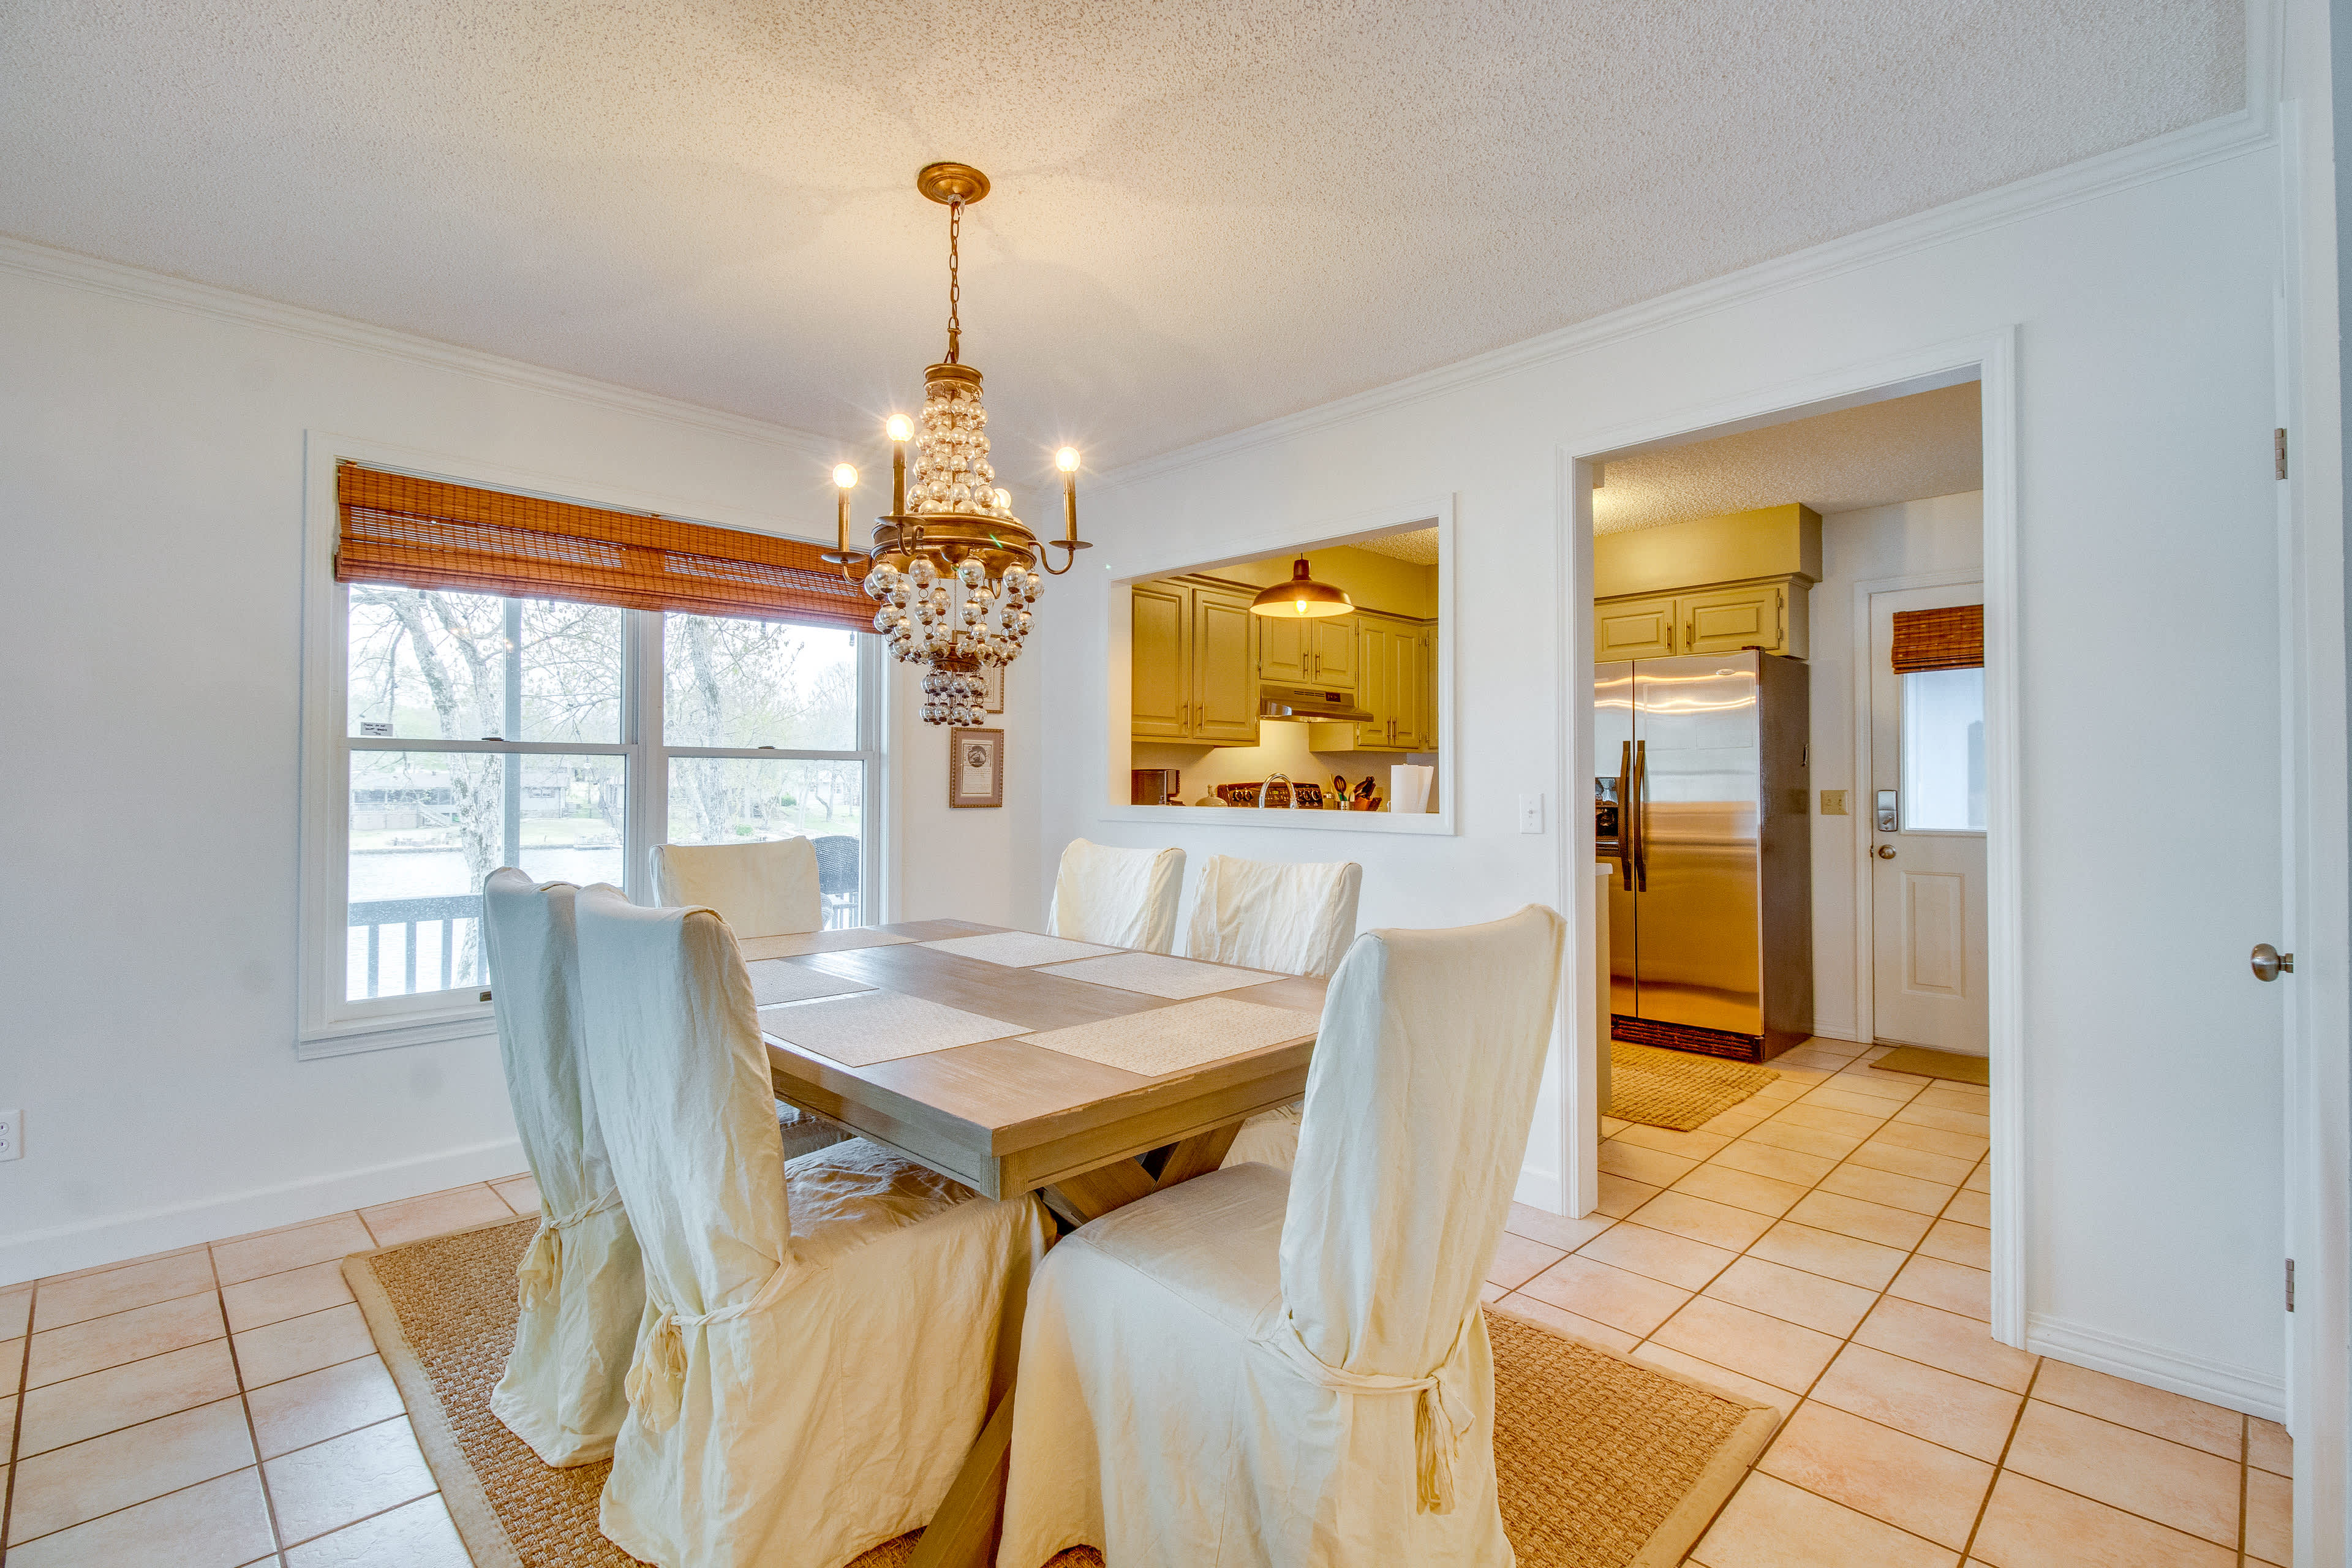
[0,249,1019,1283]
[1806,492,1987,1040]
[1044,148,2289,1411]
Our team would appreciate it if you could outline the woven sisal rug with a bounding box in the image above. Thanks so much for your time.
[347,1218,1776,1568]
[1607,1042,1779,1131]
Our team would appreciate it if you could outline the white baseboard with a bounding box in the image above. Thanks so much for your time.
[1514,1163,1567,1216]
[2027,1311,2286,1421]
[0,1138,527,1287]
[1810,1014,1860,1044]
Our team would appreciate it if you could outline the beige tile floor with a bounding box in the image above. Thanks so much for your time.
[1488,1036,2295,1567]
[0,1043,2294,1567]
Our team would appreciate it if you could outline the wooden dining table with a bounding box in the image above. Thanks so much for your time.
[744,917,1329,1568]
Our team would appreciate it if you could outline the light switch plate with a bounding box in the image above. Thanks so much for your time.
[0,1109,19,1161]
[1820,790,1848,816]
[1518,793,1545,834]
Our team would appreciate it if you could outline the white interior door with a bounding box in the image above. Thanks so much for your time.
[1869,582,1990,1054]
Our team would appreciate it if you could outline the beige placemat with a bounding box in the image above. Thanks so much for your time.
[1037,951,1281,1000]
[760,990,1023,1067]
[745,959,874,1006]
[348,1219,1775,1568]
[736,929,913,960]
[1020,995,1315,1077]
[921,930,1121,967]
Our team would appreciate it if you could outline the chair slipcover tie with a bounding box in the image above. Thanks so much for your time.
[624,1259,798,1434]
[1256,1303,1482,1514]
[513,1186,627,1311]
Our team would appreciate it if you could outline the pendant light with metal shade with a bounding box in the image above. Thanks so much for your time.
[1251,556,1353,619]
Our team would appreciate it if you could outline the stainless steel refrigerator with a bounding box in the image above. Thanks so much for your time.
[1596,651,1812,1061]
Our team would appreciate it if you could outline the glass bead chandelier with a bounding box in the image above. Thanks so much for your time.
[822,162,1088,726]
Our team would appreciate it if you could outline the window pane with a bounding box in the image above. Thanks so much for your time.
[1901,666,1986,831]
[348,586,622,744]
[663,614,858,750]
[667,757,866,927]
[347,750,625,999]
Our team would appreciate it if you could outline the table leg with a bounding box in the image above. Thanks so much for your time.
[1044,1156,1158,1223]
[1154,1120,1242,1189]
[907,1387,1016,1568]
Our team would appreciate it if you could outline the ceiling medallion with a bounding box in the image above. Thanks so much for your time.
[823,162,1088,726]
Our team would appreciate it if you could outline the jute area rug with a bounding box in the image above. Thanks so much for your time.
[1607,1042,1779,1131]
[1871,1044,1991,1086]
[347,1218,1776,1568]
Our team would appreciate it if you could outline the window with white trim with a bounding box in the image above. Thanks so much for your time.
[301,459,884,1056]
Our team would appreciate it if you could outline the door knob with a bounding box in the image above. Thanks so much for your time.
[1875,845,1896,859]
[2252,943,2295,981]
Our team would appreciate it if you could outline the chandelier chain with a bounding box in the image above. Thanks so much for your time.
[946,199,962,363]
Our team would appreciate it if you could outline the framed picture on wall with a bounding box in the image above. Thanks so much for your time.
[982,663,1004,713]
[949,726,1004,808]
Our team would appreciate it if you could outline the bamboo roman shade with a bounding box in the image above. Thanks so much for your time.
[335,464,872,633]
[1890,604,1984,673]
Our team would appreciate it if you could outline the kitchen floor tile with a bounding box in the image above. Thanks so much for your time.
[265,1416,436,1545]
[2024,1359,2242,1460]
[1851,1297,2038,1392]
[31,1251,217,1333]
[1485,1231,1566,1290]
[1967,1469,2234,1568]
[1917,1219,1992,1270]
[1942,1188,1993,1229]
[1758,1400,1994,1547]
[1575,1221,1737,1291]
[2247,1414,2291,1475]
[1785,1190,1935,1250]
[1893,1103,1992,1136]
[1594,1173,1662,1218]
[1810,1341,2024,1461]
[17,1338,240,1457]
[1844,1139,1979,1186]
[233,1303,377,1389]
[1888,1256,1991,1321]
[1702,1255,1878,1337]
[2244,1465,2291,1564]
[1518,1254,1692,1336]
[2001,1400,2240,1546]
[212,1215,375,1288]
[1745,1220,1910,1291]
[1817,1162,1957,1216]
[5,1394,254,1542]
[247,1355,407,1458]
[1768,1102,1891,1140]
[1,1286,31,1341]
[1672,1163,1810,1218]
[284,1492,472,1568]
[491,1174,542,1216]
[1651,1296,1842,1393]
[1625,1189,1776,1251]
[1801,1086,1912,1120]
[1869,1120,1989,1161]
[1598,1140,1702,1188]
[0,1467,274,1568]
[1491,1294,1641,1355]
[1502,1202,1614,1253]
[1741,1119,1867,1160]
[222,1259,354,1333]
[1963,1163,1992,1194]
[1611,1123,1732,1159]
[357,1186,513,1248]
[25,1291,225,1389]
[1709,1139,1839,1187]
[1691,1470,1959,1568]
[1628,1343,1801,1417]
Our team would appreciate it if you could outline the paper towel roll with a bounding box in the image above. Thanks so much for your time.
[1390,764,1434,814]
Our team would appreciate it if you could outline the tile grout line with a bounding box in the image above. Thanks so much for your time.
[1958,1354,2043,1562]
[214,1242,296,1567]
[2,1280,36,1553]
[2238,1412,2250,1567]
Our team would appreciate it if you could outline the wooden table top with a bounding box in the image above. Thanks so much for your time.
[760,919,1326,1199]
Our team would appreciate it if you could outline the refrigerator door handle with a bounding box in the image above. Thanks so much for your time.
[1616,741,1636,889]
[1632,739,1648,892]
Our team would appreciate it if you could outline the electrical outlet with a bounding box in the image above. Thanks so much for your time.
[1820,790,1848,816]
[1518,793,1545,834]
[0,1109,19,1162]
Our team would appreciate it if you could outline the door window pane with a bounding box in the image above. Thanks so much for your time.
[1902,666,1986,831]
[663,614,857,749]
[347,750,625,998]
[348,586,622,743]
[668,757,866,926]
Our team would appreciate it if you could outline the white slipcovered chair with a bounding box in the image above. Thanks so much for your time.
[997,905,1566,1568]
[1184,854,1363,1174]
[647,838,821,938]
[480,870,645,1466]
[573,885,1051,1568]
[1046,838,1184,952]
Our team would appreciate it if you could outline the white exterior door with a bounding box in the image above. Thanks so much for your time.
[1869,582,1989,1053]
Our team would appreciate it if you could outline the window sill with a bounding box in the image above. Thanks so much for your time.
[298,1005,497,1060]
[1095,803,1455,835]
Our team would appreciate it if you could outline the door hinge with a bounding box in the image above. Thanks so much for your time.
[2276,427,2288,481]
[2286,1257,2296,1312]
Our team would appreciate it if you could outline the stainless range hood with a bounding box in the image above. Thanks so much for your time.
[1259,682,1374,723]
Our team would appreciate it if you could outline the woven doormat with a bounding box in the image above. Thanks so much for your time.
[1608,1041,1779,1131]
[1871,1045,1991,1085]
[347,1219,1776,1568]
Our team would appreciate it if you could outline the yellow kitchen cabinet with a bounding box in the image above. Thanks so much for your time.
[1593,577,1809,660]
[1595,594,1681,661]
[1130,579,1262,745]
[1354,613,1437,751]
[1259,612,1356,688]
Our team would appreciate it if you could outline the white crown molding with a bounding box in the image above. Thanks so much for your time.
[1100,105,2277,492]
[0,233,834,459]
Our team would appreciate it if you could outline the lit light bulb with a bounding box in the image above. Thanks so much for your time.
[886,414,913,443]
[832,464,858,489]
[1055,447,1080,473]
[1294,598,1308,614]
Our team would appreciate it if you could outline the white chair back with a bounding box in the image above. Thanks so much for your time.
[1183,854,1363,978]
[647,838,820,940]
[575,885,790,1318]
[1047,839,1184,952]
[1278,906,1564,1382]
[482,870,610,1222]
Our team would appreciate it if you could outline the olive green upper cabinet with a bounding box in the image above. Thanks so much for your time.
[1259,612,1356,689]
[1131,578,1262,746]
[1595,594,1681,661]
[1591,503,1820,662]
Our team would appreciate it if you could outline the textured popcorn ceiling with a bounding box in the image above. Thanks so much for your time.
[1353,529,1441,565]
[1593,383,1981,532]
[0,4,2240,470]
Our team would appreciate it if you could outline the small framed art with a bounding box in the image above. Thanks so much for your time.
[949,726,1005,808]
[982,663,1005,713]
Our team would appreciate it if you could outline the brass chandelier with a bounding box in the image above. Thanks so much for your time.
[824,162,1088,725]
